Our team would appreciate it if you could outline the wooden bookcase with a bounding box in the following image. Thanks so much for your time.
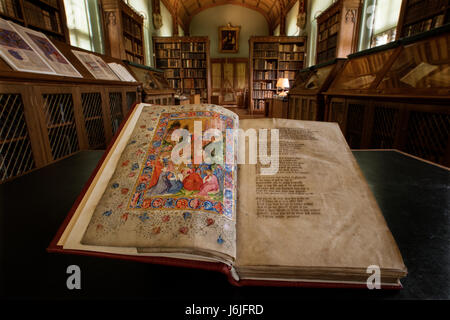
[102,0,145,65]
[324,26,450,167]
[0,38,141,183]
[0,0,69,42]
[249,36,307,114]
[316,0,361,65]
[396,0,449,39]
[153,36,211,103]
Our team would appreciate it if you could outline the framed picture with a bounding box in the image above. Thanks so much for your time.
[219,24,240,53]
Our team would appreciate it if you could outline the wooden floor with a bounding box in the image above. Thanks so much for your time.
[223,107,266,119]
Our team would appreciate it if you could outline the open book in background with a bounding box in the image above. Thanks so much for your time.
[49,103,407,288]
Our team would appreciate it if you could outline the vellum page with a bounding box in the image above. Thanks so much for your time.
[236,119,406,275]
[63,104,238,263]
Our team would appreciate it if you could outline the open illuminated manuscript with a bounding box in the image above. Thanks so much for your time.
[53,103,407,287]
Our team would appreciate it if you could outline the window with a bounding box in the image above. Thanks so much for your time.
[64,0,104,53]
[358,0,402,50]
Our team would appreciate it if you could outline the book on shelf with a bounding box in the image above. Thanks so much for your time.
[49,103,407,288]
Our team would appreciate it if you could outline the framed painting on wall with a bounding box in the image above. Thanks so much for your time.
[219,23,240,53]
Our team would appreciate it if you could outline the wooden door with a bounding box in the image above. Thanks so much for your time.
[210,58,248,107]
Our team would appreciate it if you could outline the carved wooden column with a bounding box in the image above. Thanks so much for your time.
[102,0,124,60]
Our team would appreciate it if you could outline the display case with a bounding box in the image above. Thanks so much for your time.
[0,37,141,183]
[287,58,346,121]
[324,25,450,167]
[125,61,175,105]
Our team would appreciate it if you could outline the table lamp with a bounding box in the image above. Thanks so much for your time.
[276,78,290,97]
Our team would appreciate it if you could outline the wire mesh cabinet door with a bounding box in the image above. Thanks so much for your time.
[106,89,125,136]
[32,86,83,163]
[78,87,109,150]
[0,84,46,183]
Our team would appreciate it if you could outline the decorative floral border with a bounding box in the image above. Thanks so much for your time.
[126,111,235,219]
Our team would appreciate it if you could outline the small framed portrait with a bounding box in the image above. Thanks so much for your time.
[219,24,240,53]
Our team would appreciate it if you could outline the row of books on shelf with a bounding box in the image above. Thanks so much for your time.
[319,12,340,31]
[317,34,338,52]
[0,0,20,18]
[279,61,302,70]
[156,58,180,68]
[403,0,448,25]
[156,43,181,50]
[164,69,206,78]
[126,54,144,65]
[254,60,277,70]
[253,81,275,90]
[318,24,339,42]
[252,90,274,99]
[168,79,182,89]
[181,42,205,52]
[254,70,277,80]
[279,52,304,61]
[254,51,279,58]
[23,0,61,34]
[181,52,205,59]
[403,14,446,37]
[279,44,304,52]
[317,48,337,64]
[182,59,206,68]
[155,49,180,58]
[122,14,142,39]
[254,43,278,51]
[125,37,143,55]
[183,78,206,89]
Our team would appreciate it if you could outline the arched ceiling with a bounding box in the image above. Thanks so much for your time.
[161,0,298,32]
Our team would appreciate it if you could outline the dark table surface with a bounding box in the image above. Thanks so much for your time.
[0,150,448,301]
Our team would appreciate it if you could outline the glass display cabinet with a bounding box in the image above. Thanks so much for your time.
[287,58,346,121]
[325,25,450,167]
[126,62,175,105]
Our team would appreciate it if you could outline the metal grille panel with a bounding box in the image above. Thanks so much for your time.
[370,106,401,149]
[346,103,366,149]
[81,93,106,149]
[309,100,316,120]
[329,101,345,131]
[0,93,35,182]
[126,91,137,111]
[301,99,308,120]
[42,93,79,160]
[404,111,450,165]
[109,92,123,135]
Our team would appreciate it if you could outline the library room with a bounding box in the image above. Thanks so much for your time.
[0,0,448,305]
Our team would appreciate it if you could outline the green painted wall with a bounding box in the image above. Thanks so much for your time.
[190,5,269,58]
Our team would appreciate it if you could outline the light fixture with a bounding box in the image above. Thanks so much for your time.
[276,78,290,97]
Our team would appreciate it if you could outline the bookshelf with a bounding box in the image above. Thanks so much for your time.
[316,0,361,65]
[153,36,211,103]
[102,0,145,65]
[0,0,69,42]
[249,36,307,114]
[396,0,449,39]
